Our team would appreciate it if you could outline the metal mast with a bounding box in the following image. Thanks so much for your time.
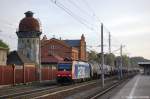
[120,45,123,79]
[109,32,111,53]
[101,23,104,87]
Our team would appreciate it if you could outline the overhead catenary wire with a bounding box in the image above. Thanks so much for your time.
[0,32,17,39]
[82,0,110,33]
[67,0,94,18]
[81,0,112,52]
[51,0,110,38]
[0,19,18,40]
[0,19,17,29]
[111,35,122,49]
[50,0,124,55]
[50,0,96,31]
[67,0,97,29]
[80,0,114,54]
[51,0,112,37]
[83,0,99,20]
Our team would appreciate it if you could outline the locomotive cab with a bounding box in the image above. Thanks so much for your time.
[57,61,92,84]
[56,63,72,83]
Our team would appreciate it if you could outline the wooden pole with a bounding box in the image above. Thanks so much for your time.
[12,64,16,86]
[23,64,26,83]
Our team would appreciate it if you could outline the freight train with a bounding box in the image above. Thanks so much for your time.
[56,61,139,84]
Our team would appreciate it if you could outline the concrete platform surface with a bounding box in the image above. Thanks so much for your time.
[111,75,150,99]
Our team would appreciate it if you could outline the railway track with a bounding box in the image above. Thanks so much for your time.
[0,79,97,99]
[89,77,132,99]
[14,80,97,99]
[32,81,97,99]
[0,75,133,99]
[90,81,122,99]
[0,85,58,99]
[0,78,105,99]
[0,85,47,96]
[19,77,118,99]
[64,75,135,99]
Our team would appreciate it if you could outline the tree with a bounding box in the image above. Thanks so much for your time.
[0,40,9,49]
[87,50,149,69]
[122,55,130,68]
[115,55,130,69]
[87,50,99,62]
[104,53,115,66]
[97,53,116,66]
[130,57,150,68]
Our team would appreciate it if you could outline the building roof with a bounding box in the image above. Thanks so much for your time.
[0,47,9,50]
[7,51,35,65]
[63,40,80,47]
[138,62,150,65]
[41,54,64,63]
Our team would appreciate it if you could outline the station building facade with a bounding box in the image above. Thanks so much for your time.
[41,34,87,66]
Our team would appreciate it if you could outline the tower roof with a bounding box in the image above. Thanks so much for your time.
[24,11,34,17]
[18,11,40,32]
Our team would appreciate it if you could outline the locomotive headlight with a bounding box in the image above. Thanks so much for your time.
[69,74,71,77]
[57,74,61,77]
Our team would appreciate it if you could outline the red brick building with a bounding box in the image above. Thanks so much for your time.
[41,34,86,65]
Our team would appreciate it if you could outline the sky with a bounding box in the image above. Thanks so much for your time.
[0,0,150,59]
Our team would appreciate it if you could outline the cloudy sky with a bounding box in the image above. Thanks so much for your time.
[0,0,150,59]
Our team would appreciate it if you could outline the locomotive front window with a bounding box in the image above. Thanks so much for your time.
[58,64,72,71]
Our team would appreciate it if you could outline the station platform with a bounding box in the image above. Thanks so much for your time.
[111,75,150,99]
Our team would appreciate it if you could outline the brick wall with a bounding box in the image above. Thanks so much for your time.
[41,39,78,60]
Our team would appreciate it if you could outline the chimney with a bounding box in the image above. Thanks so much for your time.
[42,35,47,40]
[59,37,62,40]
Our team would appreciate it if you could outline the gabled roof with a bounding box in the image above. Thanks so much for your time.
[41,38,71,48]
[41,54,64,63]
[63,40,80,47]
[7,51,34,65]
